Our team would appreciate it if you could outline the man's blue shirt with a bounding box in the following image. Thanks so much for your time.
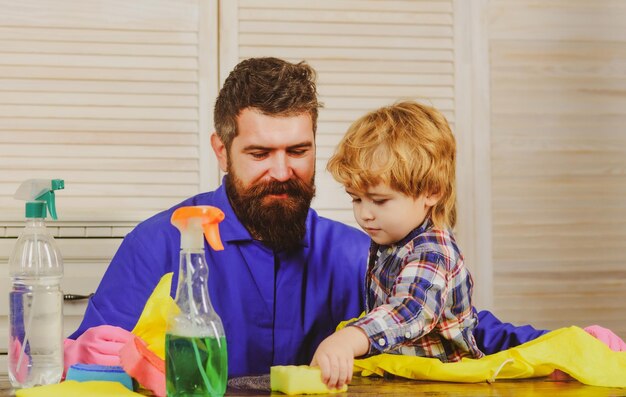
[71,181,548,375]
[70,181,369,376]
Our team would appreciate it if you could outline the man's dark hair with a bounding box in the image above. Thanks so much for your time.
[213,57,320,151]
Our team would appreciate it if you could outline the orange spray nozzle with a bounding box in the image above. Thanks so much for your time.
[171,206,225,251]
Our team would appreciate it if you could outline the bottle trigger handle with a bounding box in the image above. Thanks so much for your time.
[203,223,224,251]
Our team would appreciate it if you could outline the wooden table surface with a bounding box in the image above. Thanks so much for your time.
[2,373,626,397]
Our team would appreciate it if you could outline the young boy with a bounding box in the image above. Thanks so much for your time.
[311,101,484,389]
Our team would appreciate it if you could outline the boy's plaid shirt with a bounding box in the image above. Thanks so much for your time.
[351,218,484,362]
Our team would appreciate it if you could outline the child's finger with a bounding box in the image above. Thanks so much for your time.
[326,355,340,389]
[347,356,354,383]
[336,359,349,388]
[315,354,331,384]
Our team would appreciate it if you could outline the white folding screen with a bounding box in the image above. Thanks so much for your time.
[0,0,483,372]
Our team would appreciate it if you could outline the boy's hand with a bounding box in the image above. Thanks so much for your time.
[310,326,370,390]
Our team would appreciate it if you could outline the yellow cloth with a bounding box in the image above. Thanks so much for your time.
[353,326,626,388]
[131,272,179,360]
[15,380,144,397]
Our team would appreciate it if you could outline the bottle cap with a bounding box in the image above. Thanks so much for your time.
[25,202,47,218]
[171,206,225,251]
[14,179,65,219]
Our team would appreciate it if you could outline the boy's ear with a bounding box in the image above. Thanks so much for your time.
[211,133,228,172]
[425,191,442,207]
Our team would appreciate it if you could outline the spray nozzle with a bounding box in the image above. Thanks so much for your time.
[171,206,225,251]
[14,179,65,220]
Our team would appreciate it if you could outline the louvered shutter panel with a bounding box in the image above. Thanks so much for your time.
[0,0,213,220]
[0,0,216,362]
[232,0,456,226]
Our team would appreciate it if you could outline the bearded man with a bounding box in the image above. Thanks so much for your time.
[68,58,369,377]
[68,57,547,378]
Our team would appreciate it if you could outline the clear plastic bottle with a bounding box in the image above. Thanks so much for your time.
[166,206,228,397]
[8,179,65,388]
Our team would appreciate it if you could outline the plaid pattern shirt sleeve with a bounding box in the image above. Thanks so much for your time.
[350,219,482,361]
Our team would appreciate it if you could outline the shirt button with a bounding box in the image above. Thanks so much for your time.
[378,338,386,346]
[405,332,411,339]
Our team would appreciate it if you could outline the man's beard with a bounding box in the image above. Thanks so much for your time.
[225,171,315,252]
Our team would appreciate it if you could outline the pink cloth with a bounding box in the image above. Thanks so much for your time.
[120,335,166,397]
[9,337,29,383]
[64,325,134,376]
[583,325,626,352]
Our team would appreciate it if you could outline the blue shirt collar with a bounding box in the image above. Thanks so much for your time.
[211,176,310,248]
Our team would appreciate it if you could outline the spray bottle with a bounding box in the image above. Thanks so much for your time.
[166,205,228,396]
[8,179,65,388]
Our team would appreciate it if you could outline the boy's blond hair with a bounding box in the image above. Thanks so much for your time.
[327,101,457,229]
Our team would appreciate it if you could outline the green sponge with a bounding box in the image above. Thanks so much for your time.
[270,365,348,395]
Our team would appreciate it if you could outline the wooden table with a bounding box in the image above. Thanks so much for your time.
[2,373,626,396]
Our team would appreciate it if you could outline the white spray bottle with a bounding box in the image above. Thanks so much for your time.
[8,179,65,387]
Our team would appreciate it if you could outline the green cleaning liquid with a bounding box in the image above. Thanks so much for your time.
[166,333,228,397]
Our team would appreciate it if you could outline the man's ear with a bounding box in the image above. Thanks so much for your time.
[211,133,228,172]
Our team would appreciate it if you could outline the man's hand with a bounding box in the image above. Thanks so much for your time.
[64,325,134,375]
[310,326,370,390]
